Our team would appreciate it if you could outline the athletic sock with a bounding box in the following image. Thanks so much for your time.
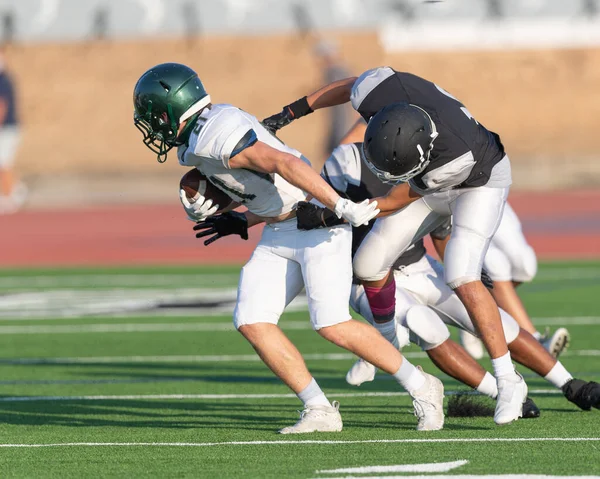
[392,358,426,394]
[491,351,516,378]
[476,372,499,399]
[364,279,396,323]
[373,319,400,349]
[532,331,542,341]
[544,361,573,389]
[297,378,331,408]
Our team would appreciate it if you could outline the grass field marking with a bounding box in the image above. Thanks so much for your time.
[1,348,598,365]
[0,352,426,364]
[0,274,241,289]
[0,317,598,333]
[316,460,469,474]
[312,475,600,479]
[0,438,598,448]
[0,389,564,402]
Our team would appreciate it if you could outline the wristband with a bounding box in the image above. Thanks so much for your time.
[286,96,313,119]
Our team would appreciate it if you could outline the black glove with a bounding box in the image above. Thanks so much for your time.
[193,211,249,246]
[262,97,313,134]
[481,269,494,290]
[296,201,345,230]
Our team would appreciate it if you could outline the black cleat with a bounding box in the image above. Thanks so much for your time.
[522,396,541,418]
[562,379,600,411]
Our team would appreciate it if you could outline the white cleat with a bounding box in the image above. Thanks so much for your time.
[278,401,343,434]
[410,367,445,431]
[346,358,377,386]
[541,327,570,358]
[459,330,485,360]
[494,372,528,425]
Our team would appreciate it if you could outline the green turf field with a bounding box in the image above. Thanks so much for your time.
[0,261,599,478]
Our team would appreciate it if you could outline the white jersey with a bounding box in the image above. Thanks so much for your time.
[177,103,307,218]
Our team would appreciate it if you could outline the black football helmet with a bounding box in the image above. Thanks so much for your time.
[362,102,438,184]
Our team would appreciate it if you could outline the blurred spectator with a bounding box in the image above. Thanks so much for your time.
[313,39,357,155]
[0,47,26,213]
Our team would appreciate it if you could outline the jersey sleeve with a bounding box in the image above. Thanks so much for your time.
[320,144,362,196]
[350,67,398,120]
[193,108,257,169]
[410,151,476,195]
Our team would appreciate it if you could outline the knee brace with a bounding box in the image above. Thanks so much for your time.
[405,305,451,351]
[499,308,520,344]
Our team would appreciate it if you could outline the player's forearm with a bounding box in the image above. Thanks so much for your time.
[373,183,422,214]
[243,210,264,228]
[307,77,357,111]
[275,156,340,210]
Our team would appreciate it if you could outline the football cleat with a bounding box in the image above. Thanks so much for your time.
[562,379,600,411]
[494,372,528,425]
[346,358,377,386]
[459,330,485,360]
[540,327,570,358]
[411,366,445,431]
[278,401,343,434]
[522,396,541,418]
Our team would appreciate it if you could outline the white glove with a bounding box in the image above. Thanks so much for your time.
[334,198,380,227]
[179,188,219,222]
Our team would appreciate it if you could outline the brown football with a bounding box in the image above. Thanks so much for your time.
[180,168,233,213]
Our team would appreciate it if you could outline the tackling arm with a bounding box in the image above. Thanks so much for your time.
[262,77,357,133]
[229,141,379,226]
[372,182,422,216]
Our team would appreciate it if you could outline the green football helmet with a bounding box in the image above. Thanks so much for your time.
[133,62,210,162]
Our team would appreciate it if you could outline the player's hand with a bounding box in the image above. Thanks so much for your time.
[262,108,294,134]
[480,269,494,290]
[262,97,313,134]
[179,188,219,222]
[296,201,346,230]
[334,198,380,227]
[193,211,249,246]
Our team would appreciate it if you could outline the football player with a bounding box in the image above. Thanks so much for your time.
[263,67,527,425]
[304,139,599,413]
[133,63,445,433]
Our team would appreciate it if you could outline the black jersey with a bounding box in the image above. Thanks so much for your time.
[321,142,426,271]
[350,67,505,194]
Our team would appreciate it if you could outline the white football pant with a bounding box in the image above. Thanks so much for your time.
[234,219,353,330]
[354,167,510,288]
[484,202,537,283]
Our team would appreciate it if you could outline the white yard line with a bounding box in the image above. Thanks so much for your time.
[312,475,600,479]
[0,437,597,448]
[0,349,598,365]
[0,274,240,289]
[316,461,469,474]
[0,321,313,334]
[0,352,424,364]
[0,317,598,333]
[0,389,563,402]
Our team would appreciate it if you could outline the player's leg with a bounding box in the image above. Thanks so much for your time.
[299,224,444,431]
[431,275,599,411]
[436,186,527,424]
[234,228,340,433]
[353,198,445,335]
[346,282,414,386]
[486,204,570,357]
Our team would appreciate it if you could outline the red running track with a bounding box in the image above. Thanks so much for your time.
[0,190,599,267]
